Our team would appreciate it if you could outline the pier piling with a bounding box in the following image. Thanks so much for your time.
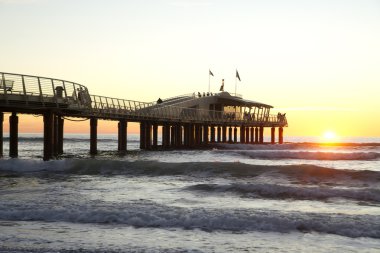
[9,112,18,158]
[90,118,98,155]
[43,112,53,161]
[0,113,3,157]
[279,127,284,144]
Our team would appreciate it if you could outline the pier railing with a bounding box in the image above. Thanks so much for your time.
[88,94,287,126]
[0,72,88,109]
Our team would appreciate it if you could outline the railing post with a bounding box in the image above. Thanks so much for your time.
[21,75,28,105]
[234,127,237,143]
[2,73,9,104]
[37,77,45,107]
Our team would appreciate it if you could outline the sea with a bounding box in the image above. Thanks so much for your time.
[0,133,379,253]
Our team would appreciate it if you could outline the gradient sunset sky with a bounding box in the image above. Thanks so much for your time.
[0,0,379,138]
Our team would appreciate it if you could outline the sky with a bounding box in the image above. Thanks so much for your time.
[0,0,379,138]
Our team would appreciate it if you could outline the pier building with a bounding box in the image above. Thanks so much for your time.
[0,72,287,160]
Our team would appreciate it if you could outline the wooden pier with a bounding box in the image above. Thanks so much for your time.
[0,72,288,160]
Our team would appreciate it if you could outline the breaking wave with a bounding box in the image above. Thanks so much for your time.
[186,183,380,203]
[0,159,379,183]
[0,201,379,238]
[232,150,380,161]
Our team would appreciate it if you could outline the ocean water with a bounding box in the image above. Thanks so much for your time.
[0,134,379,252]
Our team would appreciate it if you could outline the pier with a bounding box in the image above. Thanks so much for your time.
[0,72,288,160]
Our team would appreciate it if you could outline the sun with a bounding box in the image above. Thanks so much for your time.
[322,131,337,142]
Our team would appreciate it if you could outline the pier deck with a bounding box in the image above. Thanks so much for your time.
[0,72,287,160]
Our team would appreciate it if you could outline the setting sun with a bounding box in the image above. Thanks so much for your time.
[323,131,338,142]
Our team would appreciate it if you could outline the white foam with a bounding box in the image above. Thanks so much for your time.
[0,201,378,238]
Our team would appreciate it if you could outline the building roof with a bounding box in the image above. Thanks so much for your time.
[216,92,273,108]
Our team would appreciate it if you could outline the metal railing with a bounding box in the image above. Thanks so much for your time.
[0,72,88,109]
[87,94,287,126]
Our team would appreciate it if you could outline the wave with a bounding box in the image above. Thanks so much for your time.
[0,201,379,238]
[228,150,380,161]
[0,159,379,183]
[186,183,380,203]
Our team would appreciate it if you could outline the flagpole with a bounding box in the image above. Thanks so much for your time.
[235,70,237,96]
[209,73,210,93]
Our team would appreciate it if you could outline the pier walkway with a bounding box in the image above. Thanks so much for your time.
[0,72,288,160]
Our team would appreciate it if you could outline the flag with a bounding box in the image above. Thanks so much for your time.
[236,70,241,81]
[219,79,224,91]
[209,69,214,76]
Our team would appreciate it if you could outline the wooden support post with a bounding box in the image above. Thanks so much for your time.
[9,112,19,158]
[195,124,200,146]
[118,119,127,151]
[183,124,189,147]
[203,125,209,144]
[259,126,264,143]
[240,126,245,143]
[176,125,182,147]
[255,127,259,143]
[210,125,215,143]
[178,125,183,147]
[166,124,171,148]
[199,125,203,145]
[171,125,175,147]
[250,127,254,143]
[279,127,284,144]
[140,122,146,149]
[228,126,232,143]
[53,115,58,156]
[245,127,250,143]
[222,126,227,143]
[57,116,64,155]
[0,112,3,158]
[271,127,275,144]
[189,124,195,147]
[152,123,158,148]
[90,117,98,155]
[234,127,237,143]
[43,112,53,161]
[145,122,151,149]
[216,126,221,142]
[163,123,170,148]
